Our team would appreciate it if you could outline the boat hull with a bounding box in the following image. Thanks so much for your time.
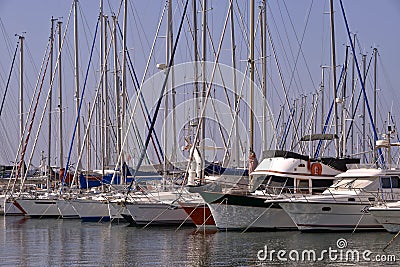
[125,202,194,226]
[180,203,216,228]
[200,191,295,230]
[280,201,383,231]
[69,199,112,222]
[56,199,80,219]
[3,200,25,215]
[16,199,61,218]
[369,207,400,233]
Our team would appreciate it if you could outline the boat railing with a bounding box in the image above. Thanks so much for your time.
[285,187,400,204]
[346,163,380,170]
[259,185,335,200]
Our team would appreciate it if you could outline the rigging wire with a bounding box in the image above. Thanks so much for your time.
[0,42,19,118]
[62,15,100,187]
[7,37,53,194]
[117,22,164,163]
[108,1,168,174]
[126,0,191,196]
[282,0,317,93]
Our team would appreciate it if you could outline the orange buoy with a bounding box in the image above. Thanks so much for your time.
[310,162,322,175]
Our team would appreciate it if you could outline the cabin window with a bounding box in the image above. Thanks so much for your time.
[311,179,334,194]
[381,177,391,188]
[296,179,310,194]
[348,198,355,201]
[391,176,400,188]
[322,207,331,212]
[266,176,294,194]
[368,197,375,202]
[298,164,305,167]
[381,176,400,188]
[254,175,269,190]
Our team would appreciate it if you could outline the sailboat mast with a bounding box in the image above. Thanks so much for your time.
[58,21,64,169]
[373,47,378,163]
[230,0,239,167]
[163,0,172,178]
[201,0,207,182]
[121,0,128,174]
[100,0,105,175]
[320,66,326,133]
[341,45,349,157]
[19,35,24,176]
[362,53,366,162]
[249,0,255,154]
[48,17,56,181]
[169,1,177,164]
[193,0,199,135]
[329,0,339,158]
[350,34,356,156]
[261,1,267,155]
[104,15,109,168]
[74,0,82,169]
[113,16,122,168]
[87,102,91,171]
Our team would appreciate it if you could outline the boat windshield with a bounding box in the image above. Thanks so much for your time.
[263,176,294,194]
[251,174,269,191]
[331,177,375,190]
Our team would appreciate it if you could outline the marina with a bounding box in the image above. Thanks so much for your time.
[1,0,400,266]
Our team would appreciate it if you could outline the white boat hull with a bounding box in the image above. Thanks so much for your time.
[280,201,383,231]
[3,200,25,215]
[369,207,400,233]
[70,199,123,222]
[56,199,80,219]
[208,202,295,230]
[16,199,61,218]
[125,202,194,226]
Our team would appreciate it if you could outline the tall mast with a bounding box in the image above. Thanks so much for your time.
[58,21,64,169]
[350,34,356,156]
[48,17,56,182]
[74,0,82,169]
[19,35,24,175]
[87,102,91,171]
[169,0,177,164]
[230,0,239,167]
[193,0,199,139]
[329,0,339,158]
[113,16,122,167]
[100,0,105,175]
[320,66,325,133]
[249,0,255,154]
[121,0,128,173]
[341,45,349,157]
[103,15,109,169]
[163,0,172,177]
[248,0,256,188]
[362,53,366,162]
[373,47,378,164]
[201,0,207,182]
[261,1,267,155]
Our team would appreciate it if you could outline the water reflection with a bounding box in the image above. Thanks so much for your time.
[0,216,399,266]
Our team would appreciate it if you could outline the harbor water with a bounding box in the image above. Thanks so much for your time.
[0,216,398,266]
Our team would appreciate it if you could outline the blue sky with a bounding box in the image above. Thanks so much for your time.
[0,0,399,167]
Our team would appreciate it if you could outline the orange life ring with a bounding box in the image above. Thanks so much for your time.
[310,162,322,175]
